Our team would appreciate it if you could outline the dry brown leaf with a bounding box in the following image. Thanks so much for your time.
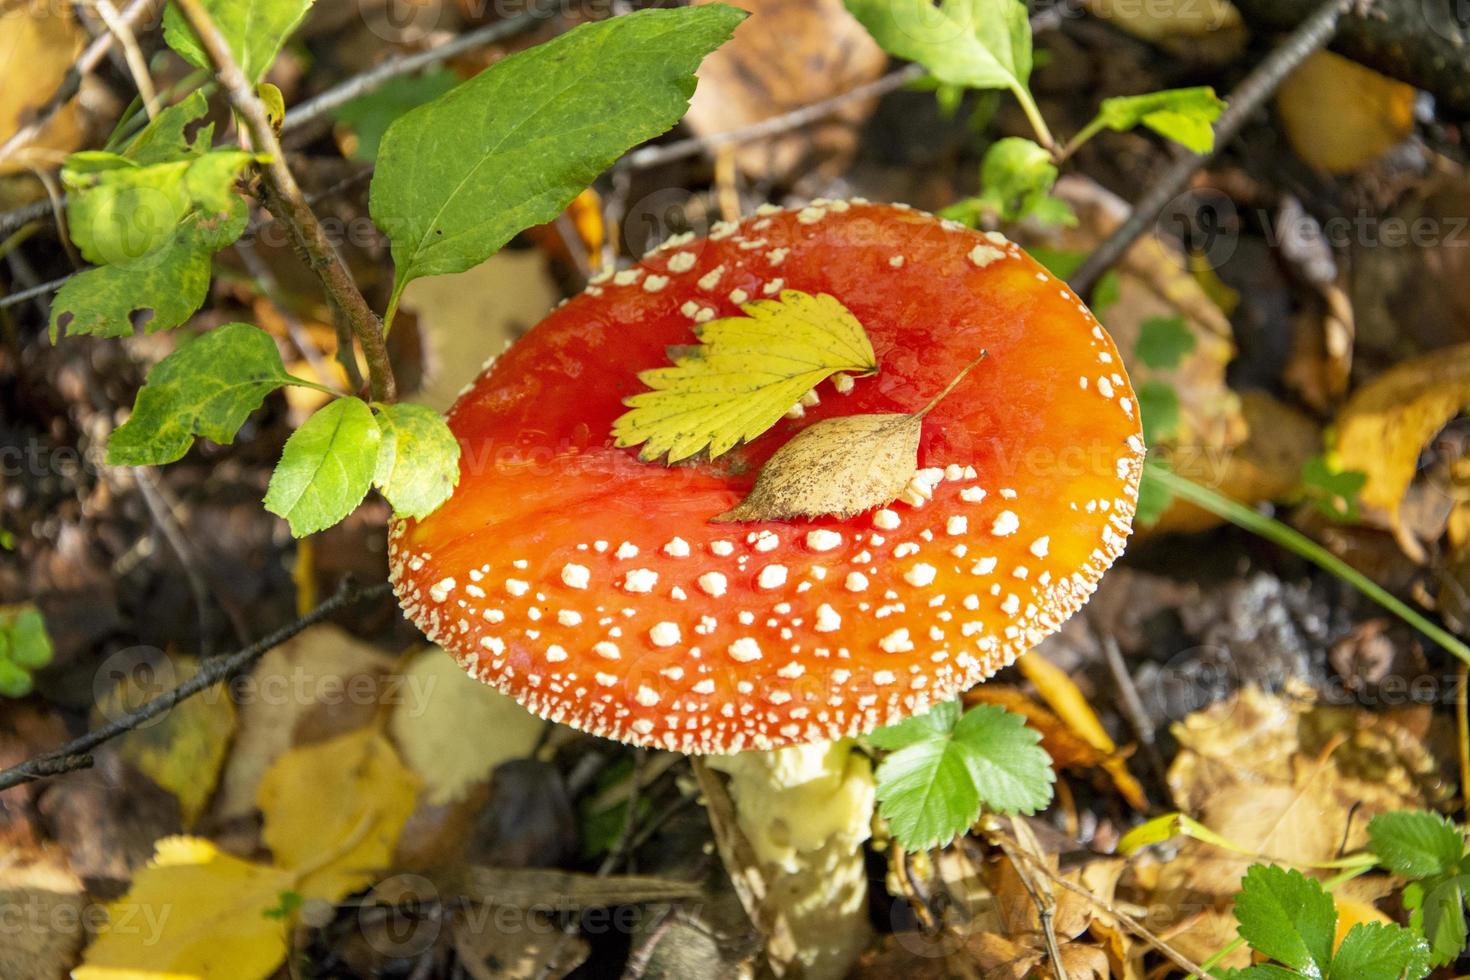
[1276,51,1416,175]
[0,860,88,980]
[1133,685,1449,966]
[213,623,392,819]
[683,0,887,182]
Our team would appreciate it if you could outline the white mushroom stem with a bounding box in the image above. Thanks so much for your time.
[703,741,875,980]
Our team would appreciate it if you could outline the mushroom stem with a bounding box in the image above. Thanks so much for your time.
[913,349,989,420]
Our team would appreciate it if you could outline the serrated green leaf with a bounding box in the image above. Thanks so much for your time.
[50,205,246,341]
[1098,87,1227,154]
[1135,315,1196,369]
[872,701,1052,850]
[1329,921,1430,980]
[162,0,316,84]
[372,403,461,520]
[1137,380,1181,445]
[612,290,878,463]
[124,90,215,166]
[7,607,54,671]
[332,71,458,163]
[371,6,744,302]
[977,137,1070,225]
[846,0,1033,94]
[264,398,381,537]
[1407,875,1469,966]
[1221,966,1312,980]
[107,322,296,466]
[1233,865,1336,978]
[1368,811,1466,879]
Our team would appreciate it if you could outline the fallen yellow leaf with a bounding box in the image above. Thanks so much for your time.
[256,726,419,902]
[388,647,544,806]
[95,656,236,828]
[1331,342,1470,529]
[73,836,294,980]
[1277,51,1415,175]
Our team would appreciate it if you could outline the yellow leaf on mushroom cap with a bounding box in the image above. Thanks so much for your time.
[612,289,877,463]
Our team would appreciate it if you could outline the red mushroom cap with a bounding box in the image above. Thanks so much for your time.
[389,200,1144,753]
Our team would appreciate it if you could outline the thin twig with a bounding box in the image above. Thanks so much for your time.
[133,466,216,656]
[1067,0,1361,296]
[282,10,553,132]
[171,0,396,402]
[0,0,159,167]
[0,578,391,793]
[999,835,1213,979]
[89,0,161,119]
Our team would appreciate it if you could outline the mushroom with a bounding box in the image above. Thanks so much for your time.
[389,200,1143,754]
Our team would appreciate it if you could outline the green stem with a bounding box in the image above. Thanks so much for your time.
[382,282,404,339]
[283,374,345,398]
[1189,936,1242,980]
[1058,114,1107,162]
[1011,83,1055,153]
[1148,461,1470,668]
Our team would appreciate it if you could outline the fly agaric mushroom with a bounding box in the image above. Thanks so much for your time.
[389,200,1143,754]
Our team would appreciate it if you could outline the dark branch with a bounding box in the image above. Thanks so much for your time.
[0,579,392,794]
[1067,0,1358,297]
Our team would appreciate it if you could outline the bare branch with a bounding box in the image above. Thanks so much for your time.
[0,579,392,794]
[170,0,397,402]
[1067,0,1361,297]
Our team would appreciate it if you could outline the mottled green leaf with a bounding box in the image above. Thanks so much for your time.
[264,398,381,537]
[370,6,744,300]
[163,0,316,84]
[372,402,461,520]
[51,206,245,341]
[108,322,296,466]
[124,90,215,165]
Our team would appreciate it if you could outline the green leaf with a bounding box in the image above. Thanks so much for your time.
[1300,455,1367,523]
[1135,315,1196,370]
[1137,380,1181,445]
[1328,921,1431,980]
[871,701,1053,850]
[53,148,255,340]
[107,322,296,466]
[372,403,461,520]
[0,658,33,699]
[163,0,316,84]
[977,137,1071,225]
[1232,865,1336,978]
[1368,811,1466,879]
[1098,87,1227,154]
[332,71,458,163]
[371,6,744,301]
[1405,876,1469,966]
[611,290,878,463]
[51,208,244,341]
[846,0,1033,94]
[7,607,54,671]
[124,90,215,166]
[264,398,381,537]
